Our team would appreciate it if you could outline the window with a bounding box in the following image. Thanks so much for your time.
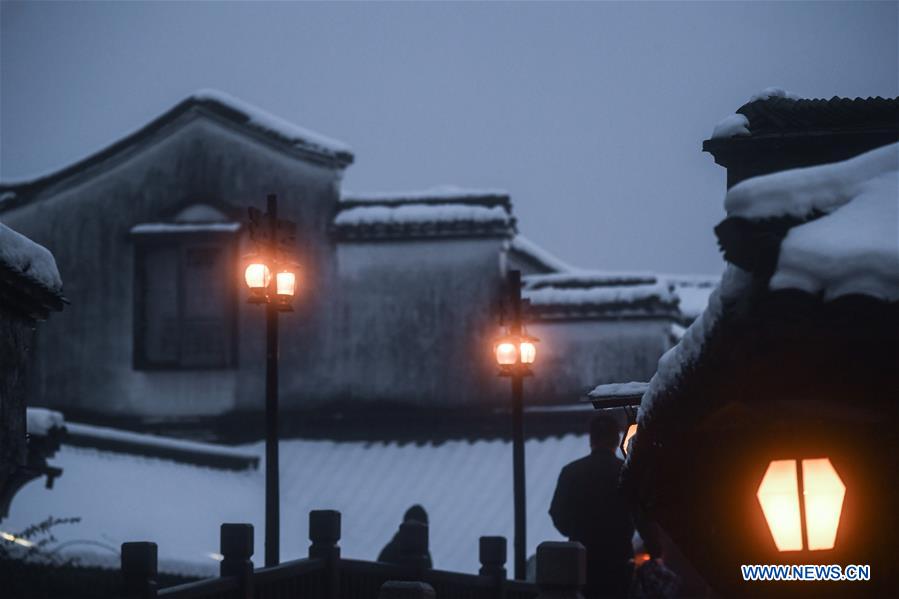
[134,236,237,369]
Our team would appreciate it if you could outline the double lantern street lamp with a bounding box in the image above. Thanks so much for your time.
[493,269,538,581]
[243,193,298,568]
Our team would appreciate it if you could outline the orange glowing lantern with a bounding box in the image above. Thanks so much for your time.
[495,340,518,366]
[519,337,537,365]
[756,458,845,552]
[245,262,272,290]
[275,271,297,298]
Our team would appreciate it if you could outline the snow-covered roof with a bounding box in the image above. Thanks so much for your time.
[508,235,574,274]
[523,271,716,322]
[334,187,514,241]
[0,221,64,295]
[130,222,241,235]
[726,142,899,301]
[0,90,353,213]
[6,435,591,576]
[709,91,899,140]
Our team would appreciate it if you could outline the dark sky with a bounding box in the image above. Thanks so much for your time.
[1,1,896,274]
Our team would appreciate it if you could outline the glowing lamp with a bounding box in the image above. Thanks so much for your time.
[519,340,537,365]
[756,458,845,552]
[621,423,637,456]
[495,341,518,366]
[245,262,271,290]
[276,271,296,297]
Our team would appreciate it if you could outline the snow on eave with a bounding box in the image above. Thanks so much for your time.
[509,235,575,273]
[631,266,752,437]
[0,222,64,294]
[524,282,677,308]
[190,89,353,159]
[725,142,899,302]
[26,407,65,436]
[333,204,512,228]
[710,87,802,140]
[130,222,242,235]
[523,270,658,290]
[587,381,650,400]
[0,90,352,210]
[341,185,509,204]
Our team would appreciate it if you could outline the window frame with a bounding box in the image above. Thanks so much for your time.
[133,231,239,371]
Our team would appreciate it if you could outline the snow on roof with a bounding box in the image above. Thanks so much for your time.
[342,185,508,204]
[587,382,649,400]
[524,271,658,290]
[191,89,352,158]
[711,87,802,140]
[662,275,720,321]
[726,142,899,301]
[130,222,241,235]
[6,436,591,575]
[0,221,64,293]
[633,265,753,431]
[508,236,575,273]
[334,204,511,228]
[26,408,65,436]
[526,283,675,308]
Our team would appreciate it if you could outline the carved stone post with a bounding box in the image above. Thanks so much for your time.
[309,509,341,599]
[535,541,586,599]
[220,523,254,599]
[480,535,507,595]
[121,542,157,599]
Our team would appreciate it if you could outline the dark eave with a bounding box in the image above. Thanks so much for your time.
[0,263,66,322]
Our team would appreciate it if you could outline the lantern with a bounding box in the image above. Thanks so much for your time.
[756,457,845,552]
[276,270,297,298]
[495,339,518,366]
[245,262,271,290]
[519,337,537,365]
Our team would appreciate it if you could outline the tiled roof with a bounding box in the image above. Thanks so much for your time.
[333,188,515,241]
[735,96,899,138]
[6,435,591,576]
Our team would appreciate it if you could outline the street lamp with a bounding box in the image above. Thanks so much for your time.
[243,193,297,567]
[756,457,846,552]
[494,269,538,580]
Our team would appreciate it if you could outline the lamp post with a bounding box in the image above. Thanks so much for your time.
[244,193,297,567]
[494,269,538,580]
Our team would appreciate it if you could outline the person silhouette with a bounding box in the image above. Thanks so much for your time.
[377,504,433,568]
[549,415,633,598]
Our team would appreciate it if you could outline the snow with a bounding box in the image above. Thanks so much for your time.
[635,265,753,427]
[334,204,510,227]
[748,87,802,102]
[192,89,352,157]
[130,223,241,235]
[173,204,230,223]
[509,235,574,273]
[64,422,260,462]
[663,275,720,320]
[726,142,899,301]
[0,221,63,293]
[26,408,65,436]
[711,114,750,139]
[525,283,675,307]
[524,271,657,289]
[5,436,593,575]
[711,88,802,139]
[587,382,649,399]
[342,185,508,203]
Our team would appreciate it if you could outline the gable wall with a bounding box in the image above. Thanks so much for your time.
[1,112,342,419]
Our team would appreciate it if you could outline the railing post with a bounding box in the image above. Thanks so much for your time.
[480,536,507,596]
[121,542,158,599]
[378,581,436,599]
[309,509,341,599]
[220,523,254,599]
[397,520,430,578]
[535,541,585,599]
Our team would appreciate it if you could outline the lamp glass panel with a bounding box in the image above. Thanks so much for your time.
[519,341,537,364]
[622,423,638,456]
[757,459,803,551]
[801,458,846,551]
[276,271,296,297]
[245,263,271,289]
[495,342,518,365]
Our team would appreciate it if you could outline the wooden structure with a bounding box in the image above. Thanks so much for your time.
[120,510,587,599]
